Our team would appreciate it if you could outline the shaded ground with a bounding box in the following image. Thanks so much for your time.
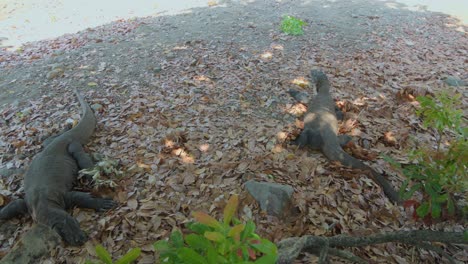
[0,0,467,263]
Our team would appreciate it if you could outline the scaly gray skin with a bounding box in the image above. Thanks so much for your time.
[0,90,117,246]
[292,70,401,204]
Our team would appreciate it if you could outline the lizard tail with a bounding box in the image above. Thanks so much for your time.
[321,139,401,204]
[69,89,97,144]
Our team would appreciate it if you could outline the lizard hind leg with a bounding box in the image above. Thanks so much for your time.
[47,208,87,246]
[0,199,28,220]
[294,129,323,150]
[67,141,94,170]
[338,135,352,147]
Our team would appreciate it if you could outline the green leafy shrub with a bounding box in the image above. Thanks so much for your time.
[387,91,467,219]
[154,194,278,263]
[280,16,306,35]
[86,244,141,264]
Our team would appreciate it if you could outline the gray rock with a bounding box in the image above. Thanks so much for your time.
[91,103,103,111]
[245,180,294,217]
[443,76,466,87]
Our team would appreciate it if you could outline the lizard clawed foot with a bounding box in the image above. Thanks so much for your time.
[95,198,118,212]
[50,213,88,246]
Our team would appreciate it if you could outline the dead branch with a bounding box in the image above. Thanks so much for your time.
[276,230,466,264]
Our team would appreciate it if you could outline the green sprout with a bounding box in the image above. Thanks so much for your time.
[281,16,306,35]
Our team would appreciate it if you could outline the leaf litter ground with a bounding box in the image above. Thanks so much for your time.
[0,1,467,263]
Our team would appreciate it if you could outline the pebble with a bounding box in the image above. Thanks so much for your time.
[46,68,64,79]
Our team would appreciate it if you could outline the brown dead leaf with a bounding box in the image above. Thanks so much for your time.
[127,198,138,210]
[382,131,397,146]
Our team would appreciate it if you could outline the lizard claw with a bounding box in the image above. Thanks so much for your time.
[51,214,88,246]
[96,198,118,212]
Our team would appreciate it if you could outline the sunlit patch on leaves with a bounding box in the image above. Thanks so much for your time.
[286,103,307,116]
[193,75,210,81]
[291,77,309,88]
[199,144,210,152]
[260,51,273,59]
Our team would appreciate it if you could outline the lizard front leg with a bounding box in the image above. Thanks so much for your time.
[64,191,117,212]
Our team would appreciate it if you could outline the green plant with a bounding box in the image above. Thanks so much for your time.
[86,244,141,264]
[386,91,467,219]
[154,195,278,264]
[280,16,306,35]
[416,91,464,151]
[79,154,124,188]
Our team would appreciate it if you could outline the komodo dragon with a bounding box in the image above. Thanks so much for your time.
[290,70,401,203]
[0,90,117,246]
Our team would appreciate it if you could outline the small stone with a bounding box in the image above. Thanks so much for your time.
[153,66,162,73]
[91,103,103,111]
[166,52,175,59]
[46,68,64,79]
[405,40,414,46]
[49,63,63,70]
[245,180,294,217]
[98,62,107,71]
[443,76,466,87]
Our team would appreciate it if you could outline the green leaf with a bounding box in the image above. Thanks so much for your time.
[434,193,448,203]
[185,234,213,251]
[207,247,221,264]
[170,230,185,248]
[115,248,141,264]
[447,197,456,215]
[154,240,171,252]
[224,194,239,225]
[424,184,438,199]
[254,254,278,264]
[228,224,245,241]
[188,222,212,234]
[241,221,256,241]
[193,212,222,229]
[431,202,442,219]
[177,248,208,264]
[95,245,112,264]
[204,231,225,242]
[416,202,430,218]
[401,183,422,200]
[250,239,278,255]
[238,244,250,261]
